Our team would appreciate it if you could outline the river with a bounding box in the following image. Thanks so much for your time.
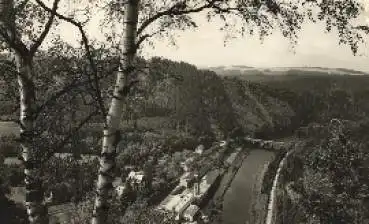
[222,149,275,224]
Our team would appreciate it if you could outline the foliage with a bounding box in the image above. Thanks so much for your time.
[300,120,369,223]
[42,156,99,205]
[0,134,19,157]
[0,161,28,224]
[97,0,369,55]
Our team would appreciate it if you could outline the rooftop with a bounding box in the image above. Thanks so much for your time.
[127,171,145,182]
[159,189,194,213]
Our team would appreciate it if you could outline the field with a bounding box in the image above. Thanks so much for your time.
[0,121,19,136]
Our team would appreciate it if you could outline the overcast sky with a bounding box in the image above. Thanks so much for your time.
[55,2,369,72]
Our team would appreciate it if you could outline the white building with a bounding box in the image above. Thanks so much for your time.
[112,177,126,198]
[158,188,195,219]
[116,186,126,197]
[195,145,204,155]
[219,140,227,147]
[126,171,146,190]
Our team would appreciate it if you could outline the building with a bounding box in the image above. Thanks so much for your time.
[219,140,227,147]
[193,169,221,199]
[183,204,200,222]
[112,177,126,198]
[157,188,195,219]
[126,171,146,190]
[195,145,204,155]
[181,158,194,172]
[179,172,192,187]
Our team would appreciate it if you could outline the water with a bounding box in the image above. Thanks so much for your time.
[223,149,275,224]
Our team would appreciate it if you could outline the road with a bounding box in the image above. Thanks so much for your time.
[222,149,275,224]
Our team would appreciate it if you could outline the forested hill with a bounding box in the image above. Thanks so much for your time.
[4,55,369,145]
[0,55,295,143]
[124,57,296,141]
[128,58,369,141]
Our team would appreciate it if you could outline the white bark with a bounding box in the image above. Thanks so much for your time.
[91,1,140,223]
[17,55,48,224]
[1,1,48,223]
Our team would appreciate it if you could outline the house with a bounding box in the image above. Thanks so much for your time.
[158,189,195,218]
[124,165,135,171]
[195,145,204,155]
[126,171,146,190]
[112,177,126,198]
[179,172,192,187]
[183,204,200,222]
[181,158,194,172]
[219,140,227,147]
[174,193,194,214]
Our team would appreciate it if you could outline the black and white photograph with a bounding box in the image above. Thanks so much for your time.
[0,0,369,223]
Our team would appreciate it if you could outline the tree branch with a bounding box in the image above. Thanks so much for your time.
[30,0,60,56]
[353,25,369,34]
[41,108,100,163]
[135,29,163,50]
[34,65,118,119]
[0,27,29,56]
[0,0,30,56]
[35,0,108,119]
[137,0,220,36]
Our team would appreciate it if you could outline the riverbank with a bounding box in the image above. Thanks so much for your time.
[202,148,249,222]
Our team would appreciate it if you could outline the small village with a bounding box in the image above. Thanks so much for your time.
[3,139,243,224]
[109,140,242,224]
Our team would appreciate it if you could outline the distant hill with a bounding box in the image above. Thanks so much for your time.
[208,65,369,82]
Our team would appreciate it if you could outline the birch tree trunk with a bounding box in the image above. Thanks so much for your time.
[1,0,48,223]
[16,54,48,224]
[92,0,140,223]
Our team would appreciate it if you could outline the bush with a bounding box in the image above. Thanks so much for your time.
[163,135,198,152]
[300,122,369,223]
[0,134,19,157]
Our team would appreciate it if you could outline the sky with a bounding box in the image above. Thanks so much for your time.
[55,1,369,72]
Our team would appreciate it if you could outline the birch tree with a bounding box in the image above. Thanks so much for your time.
[88,0,368,223]
[0,1,60,223]
[0,1,111,223]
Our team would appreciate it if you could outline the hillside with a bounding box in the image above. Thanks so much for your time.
[0,57,297,156]
[123,57,296,141]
